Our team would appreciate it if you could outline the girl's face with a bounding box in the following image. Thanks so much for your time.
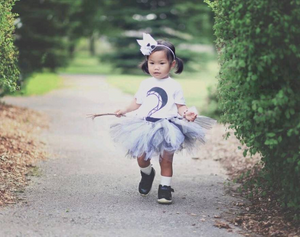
[148,50,175,79]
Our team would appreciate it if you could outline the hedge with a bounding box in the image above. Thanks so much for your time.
[206,0,300,210]
[0,0,19,94]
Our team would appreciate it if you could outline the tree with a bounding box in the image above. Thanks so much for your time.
[0,0,19,95]
[13,0,82,76]
[69,0,109,56]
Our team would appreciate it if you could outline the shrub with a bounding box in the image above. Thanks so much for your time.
[206,0,300,210]
[0,0,19,94]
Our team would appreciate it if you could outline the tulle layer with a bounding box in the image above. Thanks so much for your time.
[110,116,216,160]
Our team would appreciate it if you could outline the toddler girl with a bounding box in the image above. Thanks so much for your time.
[111,33,215,204]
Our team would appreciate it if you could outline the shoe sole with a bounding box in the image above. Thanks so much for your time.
[157,198,172,204]
[139,169,155,197]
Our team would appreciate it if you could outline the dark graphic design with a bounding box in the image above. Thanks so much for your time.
[146,87,168,117]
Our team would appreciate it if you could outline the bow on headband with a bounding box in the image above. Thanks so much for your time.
[136,33,157,56]
[136,33,176,59]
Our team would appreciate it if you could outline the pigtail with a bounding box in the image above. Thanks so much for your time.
[139,59,150,74]
[174,57,184,74]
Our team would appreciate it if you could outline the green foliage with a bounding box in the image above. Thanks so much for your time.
[174,0,215,44]
[0,0,19,95]
[68,0,111,56]
[12,0,112,82]
[13,0,82,75]
[208,0,300,210]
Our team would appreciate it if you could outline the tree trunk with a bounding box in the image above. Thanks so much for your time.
[89,34,95,56]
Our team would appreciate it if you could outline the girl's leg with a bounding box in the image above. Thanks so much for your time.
[137,153,152,175]
[159,151,174,177]
[137,153,150,168]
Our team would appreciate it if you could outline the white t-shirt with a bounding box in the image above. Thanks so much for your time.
[134,77,185,118]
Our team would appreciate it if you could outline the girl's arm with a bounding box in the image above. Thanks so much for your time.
[176,104,197,122]
[115,98,141,117]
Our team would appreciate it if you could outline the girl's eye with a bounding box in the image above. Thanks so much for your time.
[149,62,154,65]
[160,63,165,65]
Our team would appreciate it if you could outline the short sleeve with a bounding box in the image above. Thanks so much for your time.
[134,81,145,104]
[174,84,185,105]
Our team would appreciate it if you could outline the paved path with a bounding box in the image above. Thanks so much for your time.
[0,75,242,237]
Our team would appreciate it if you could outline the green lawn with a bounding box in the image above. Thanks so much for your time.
[14,72,63,96]
[59,52,113,75]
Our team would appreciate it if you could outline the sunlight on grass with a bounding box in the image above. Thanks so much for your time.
[59,51,113,75]
[106,75,146,95]
[15,72,63,96]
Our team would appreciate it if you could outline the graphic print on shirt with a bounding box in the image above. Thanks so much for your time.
[146,87,168,117]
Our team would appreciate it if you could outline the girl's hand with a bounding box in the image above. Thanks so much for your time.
[184,110,197,122]
[114,108,127,117]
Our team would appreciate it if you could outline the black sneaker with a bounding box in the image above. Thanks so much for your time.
[157,185,174,204]
[138,168,155,196]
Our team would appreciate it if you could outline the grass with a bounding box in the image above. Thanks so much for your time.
[106,74,146,95]
[59,51,113,75]
[59,38,114,75]
[14,72,63,96]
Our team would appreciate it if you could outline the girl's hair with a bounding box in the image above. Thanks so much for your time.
[140,40,184,74]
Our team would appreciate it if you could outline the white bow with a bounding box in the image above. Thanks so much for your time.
[136,33,157,56]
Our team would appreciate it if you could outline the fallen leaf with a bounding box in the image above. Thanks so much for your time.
[214,220,232,229]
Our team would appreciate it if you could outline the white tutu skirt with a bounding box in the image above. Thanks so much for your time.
[110,116,216,160]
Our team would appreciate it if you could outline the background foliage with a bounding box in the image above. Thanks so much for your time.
[208,0,300,211]
[13,0,82,76]
[99,0,214,73]
[0,0,19,94]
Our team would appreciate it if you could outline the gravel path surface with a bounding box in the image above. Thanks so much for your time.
[0,75,243,237]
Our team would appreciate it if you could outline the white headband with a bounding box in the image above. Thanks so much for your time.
[136,33,176,59]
